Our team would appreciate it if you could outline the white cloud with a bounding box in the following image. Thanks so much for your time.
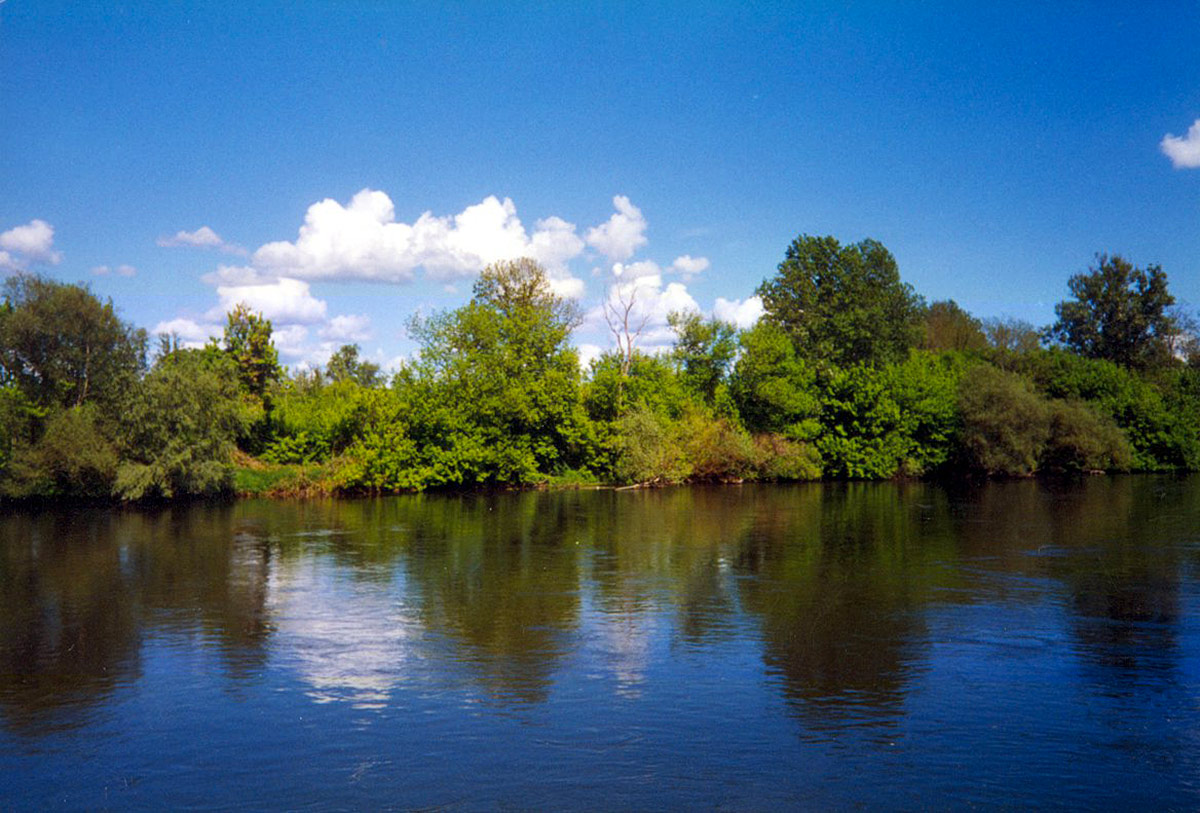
[0,251,19,271]
[158,226,247,255]
[612,259,661,280]
[272,325,310,358]
[319,314,372,343]
[213,277,328,325]
[670,254,710,278]
[202,264,269,286]
[92,264,137,277]
[713,295,764,329]
[251,190,588,290]
[0,219,62,266]
[151,317,221,348]
[591,272,700,354]
[577,343,604,370]
[585,196,648,261]
[1161,119,1200,169]
[530,216,586,273]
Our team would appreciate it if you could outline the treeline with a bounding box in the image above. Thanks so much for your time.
[2,237,1198,502]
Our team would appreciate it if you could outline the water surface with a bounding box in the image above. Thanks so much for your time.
[2,477,1199,809]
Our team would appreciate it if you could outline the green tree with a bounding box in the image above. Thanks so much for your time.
[325,343,382,387]
[399,258,589,486]
[729,321,821,440]
[757,235,924,368]
[0,275,146,409]
[114,348,252,499]
[668,310,737,405]
[1049,254,1176,369]
[223,304,281,397]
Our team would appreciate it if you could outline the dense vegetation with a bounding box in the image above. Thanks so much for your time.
[2,239,1198,502]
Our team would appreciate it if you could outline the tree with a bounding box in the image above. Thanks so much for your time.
[326,344,382,387]
[668,310,737,405]
[921,300,987,352]
[401,258,588,485]
[983,317,1042,356]
[0,275,146,409]
[757,235,924,368]
[114,348,251,499]
[222,304,281,397]
[603,281,650,377]
[1049,254,1176,369]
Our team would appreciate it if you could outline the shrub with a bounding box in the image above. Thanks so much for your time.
[957,365,1050,476]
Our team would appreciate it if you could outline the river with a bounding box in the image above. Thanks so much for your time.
[2,477,1199,809]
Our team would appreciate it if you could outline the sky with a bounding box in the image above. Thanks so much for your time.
[2,1,1199,371]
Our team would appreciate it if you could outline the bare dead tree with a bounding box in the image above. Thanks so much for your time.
[603,282,650,377]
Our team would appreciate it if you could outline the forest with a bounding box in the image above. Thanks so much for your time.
[1,234,1197,502]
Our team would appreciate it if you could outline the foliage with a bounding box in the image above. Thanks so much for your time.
[729,321,821,439]
[816,364,913,479]
[584,351,691,424]
[1049,254,1176,369]
[885,351,970,475]
[1041,399,1132,473]
[921,300,987,352]
[757,235,924,368]
[612,404,690,484]
[0,275,146,409]
[223,304,282,397]
[751,434,823,481]
[669,311,737,405]
[957,365,1050,476]
[3,405,119,499]
[113,349,250,500]
[1023,349,1196,470]
[264,379,372,464]
[325,343,382,388]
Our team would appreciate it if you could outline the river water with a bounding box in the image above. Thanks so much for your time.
[2,477,1199,809]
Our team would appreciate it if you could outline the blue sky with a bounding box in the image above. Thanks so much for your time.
[2,1,1199,370]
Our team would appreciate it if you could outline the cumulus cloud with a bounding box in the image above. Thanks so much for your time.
[92,264,137,277]
[714,295,764,328]
[670,254,710,278]
[612,259,662,280]
[212,277,328,325]
[271,324,310,358]
[1162,119,1200,169]
[151,317,222,348]
[251,189,587,294]
[586,196,648,261]
[0,219,62,266]
[592,270,700,354]
[318,313,372,343]
[158,226,247,255]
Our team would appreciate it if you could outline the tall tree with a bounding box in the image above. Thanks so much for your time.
[404,258,586,483]
[1049,254,1176,369]
[222,304,281,397]
[668,310,737,404]
[0,275,146,409]
[757,235,923,368]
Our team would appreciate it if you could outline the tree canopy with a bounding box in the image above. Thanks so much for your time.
[223,303,281,397]
[757,235,924,368]
[1049,254,1176,369]
[0,275,146,409]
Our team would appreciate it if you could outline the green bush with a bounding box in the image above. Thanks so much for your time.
[957,365,1050,476]
[4,405,118,498]
[1041,399,1133,473]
